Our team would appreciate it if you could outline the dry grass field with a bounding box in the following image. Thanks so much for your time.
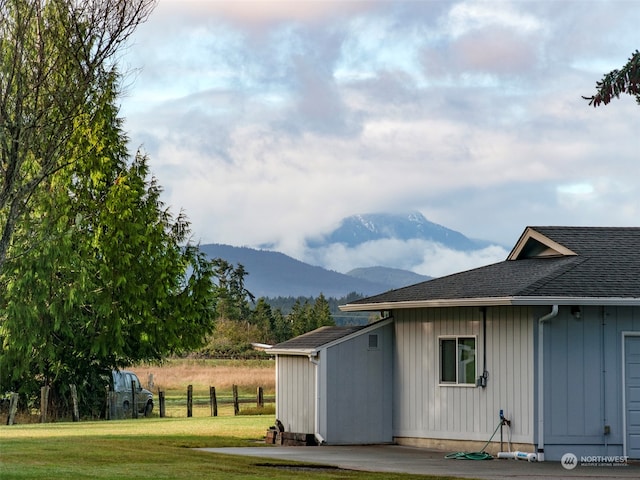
[130,357,275,393]
[128,358,276,417]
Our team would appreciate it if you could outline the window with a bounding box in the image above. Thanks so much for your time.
[439,336,476,385]
[125,373,140,390]
[368,334,379,349]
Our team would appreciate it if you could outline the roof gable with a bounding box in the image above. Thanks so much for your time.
[508,227,577,260]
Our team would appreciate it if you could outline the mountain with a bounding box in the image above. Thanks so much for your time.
[346,266,431,287]
[200,212,499,298]
[308,212,492,250]
[199,244,393,298]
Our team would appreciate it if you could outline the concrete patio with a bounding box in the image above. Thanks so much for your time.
[197,445,640,479]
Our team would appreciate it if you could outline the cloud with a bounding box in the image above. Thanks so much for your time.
[158,0,379,29]
[119,0,640,272]
[304,238,509,277]
[445,1,542,37]
[450,27,539,75]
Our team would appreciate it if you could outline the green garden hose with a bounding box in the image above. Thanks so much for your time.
[444,451,494,460]
[444,419,503,460]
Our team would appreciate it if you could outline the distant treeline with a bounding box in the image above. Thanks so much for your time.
[198,261,380,358]
[261,292,373,326]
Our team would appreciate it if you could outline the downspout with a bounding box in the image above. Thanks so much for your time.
[537,305,558,462]
[308,354,326,445]
[480,307,488,387]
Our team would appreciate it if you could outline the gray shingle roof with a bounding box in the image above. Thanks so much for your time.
[343,227,640,308]
[271,325,366,351]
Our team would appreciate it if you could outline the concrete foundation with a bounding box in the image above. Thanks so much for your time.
[394,436,536,456]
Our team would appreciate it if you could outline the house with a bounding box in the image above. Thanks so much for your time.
[270,226,640,461]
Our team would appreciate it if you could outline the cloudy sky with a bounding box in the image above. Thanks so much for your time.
[119,0,639,277]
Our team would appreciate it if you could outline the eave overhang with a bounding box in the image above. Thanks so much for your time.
[339,296,640,312]
[268,347,317,356]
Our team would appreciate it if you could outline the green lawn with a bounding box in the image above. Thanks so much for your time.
[0,416,461,480]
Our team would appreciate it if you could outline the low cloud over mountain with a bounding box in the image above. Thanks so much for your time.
[201,212,510,298]
[303,212,508,278]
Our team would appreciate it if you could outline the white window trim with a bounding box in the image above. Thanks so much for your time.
[438,335,478,387]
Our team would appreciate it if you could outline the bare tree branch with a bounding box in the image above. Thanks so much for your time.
[0,0,156,266]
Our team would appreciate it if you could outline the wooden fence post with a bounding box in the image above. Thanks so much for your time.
[232,384,239,416]
[40,385,50,423]
[7,392,19,426]
[257,386,264,408]
[70,384,79,422]
[187,385,193,418]
[131,380,137,419]
[210,386,217,417]
[158,391,165,418]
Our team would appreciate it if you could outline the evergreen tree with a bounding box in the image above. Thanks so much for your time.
[0,71,216,419]
[289,300,309,338]
[272,309,291,344]
[211,259,254,322]
[251,298,275,344]
[312,293,334,329]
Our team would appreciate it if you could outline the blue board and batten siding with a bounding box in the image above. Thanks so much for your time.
[543,306,640,460]
[322,321,394,444]
[393,306,535,446]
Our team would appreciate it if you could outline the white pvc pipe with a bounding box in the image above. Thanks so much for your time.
[497,451,537,462]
